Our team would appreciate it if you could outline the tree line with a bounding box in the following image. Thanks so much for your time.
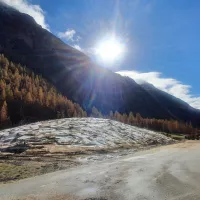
[0,54,199,138]
[0,54,86,128]
[91,107,200,138]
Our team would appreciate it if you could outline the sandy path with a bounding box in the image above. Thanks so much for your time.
[0,141,200,200]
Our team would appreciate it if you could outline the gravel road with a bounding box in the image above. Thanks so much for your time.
[1,141,200,200]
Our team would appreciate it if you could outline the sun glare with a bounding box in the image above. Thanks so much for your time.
[96,38,124,63]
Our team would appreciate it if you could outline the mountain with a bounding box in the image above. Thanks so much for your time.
[140,82,200,124]
[0,2,200,126]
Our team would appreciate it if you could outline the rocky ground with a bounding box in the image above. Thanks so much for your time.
[0,118,174,183]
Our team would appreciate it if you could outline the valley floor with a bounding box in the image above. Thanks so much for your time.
[0,118,174,183]
[0,141,200,200]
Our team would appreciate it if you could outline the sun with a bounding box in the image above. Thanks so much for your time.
[95,38,124,63]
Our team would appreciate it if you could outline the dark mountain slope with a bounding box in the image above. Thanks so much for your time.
[141,82,200,125]
[0,2,199,125]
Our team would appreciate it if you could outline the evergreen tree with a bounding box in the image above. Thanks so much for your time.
[38,87,44,104]
[91,106,99,117]
[25,92,33,103]
[0,101,8,123]
[0,87,6,101]
[128,112,134,124]
[6,86,13,100]
[109,111,113,119]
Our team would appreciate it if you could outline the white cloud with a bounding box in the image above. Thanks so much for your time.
[72,44,83,52]
[58,29,81,42]
[116,70,200,109]
[58,29,83,52]
[0,0,49,30]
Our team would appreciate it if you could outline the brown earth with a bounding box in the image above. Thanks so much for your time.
[1,141,200,200]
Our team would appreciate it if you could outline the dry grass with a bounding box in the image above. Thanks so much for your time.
[0,161,68,183]
[2,194,76,200]
[169,134,185,141]
[2,195,108,200]
[0,163,39,182]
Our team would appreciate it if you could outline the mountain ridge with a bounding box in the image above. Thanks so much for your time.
[0,2,199,126]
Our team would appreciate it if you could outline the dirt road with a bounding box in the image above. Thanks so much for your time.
[1,141,200,200]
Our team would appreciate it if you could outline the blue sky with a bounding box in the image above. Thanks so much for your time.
[2,0,200,108]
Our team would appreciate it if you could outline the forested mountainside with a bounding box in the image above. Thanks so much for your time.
[0,55,86,128]
[0,54,199,138]
[0,2,200,126]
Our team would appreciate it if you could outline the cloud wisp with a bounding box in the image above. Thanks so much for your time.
[58,29,83,52]
[0,0,49,30]
[58,29,81,42]
[116,70,200,109]
[72,44,83,52]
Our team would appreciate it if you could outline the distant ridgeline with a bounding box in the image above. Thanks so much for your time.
[0,55,199,138]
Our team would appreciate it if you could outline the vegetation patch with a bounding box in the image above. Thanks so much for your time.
[0,160,76,183]
[169,134,185,141]
[0,162,37,182]
[2,194,76,200]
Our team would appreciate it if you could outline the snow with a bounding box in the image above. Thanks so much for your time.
[0,118,174,148]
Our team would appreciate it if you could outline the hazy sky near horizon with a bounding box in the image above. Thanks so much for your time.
[2,0,200,108]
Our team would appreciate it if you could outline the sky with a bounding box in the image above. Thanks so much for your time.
[1,0,200,109]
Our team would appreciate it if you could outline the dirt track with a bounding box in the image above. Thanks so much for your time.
[1,141,200,200]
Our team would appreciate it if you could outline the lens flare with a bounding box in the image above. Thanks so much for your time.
[96,38,124,63]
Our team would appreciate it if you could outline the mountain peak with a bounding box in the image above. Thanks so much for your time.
[0,2,38,27]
